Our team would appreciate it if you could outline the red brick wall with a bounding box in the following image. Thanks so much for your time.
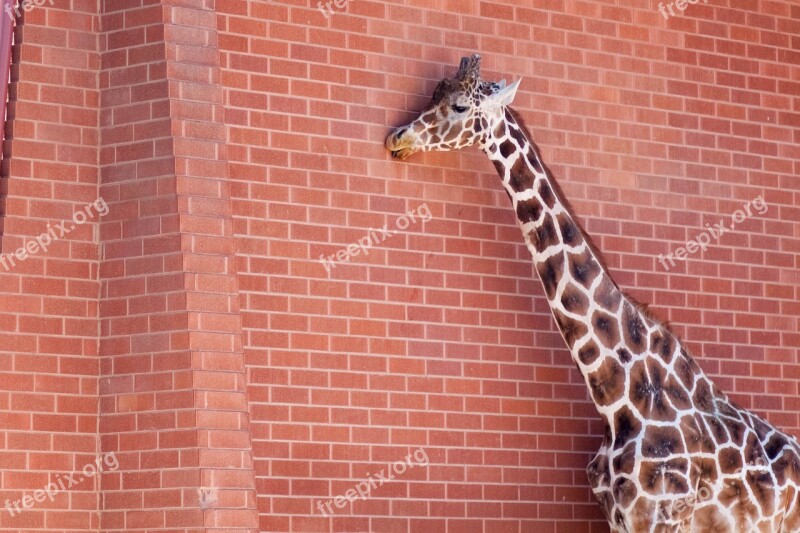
[218,0,799,530]
[0,0,798,532]
[0,0,101,531]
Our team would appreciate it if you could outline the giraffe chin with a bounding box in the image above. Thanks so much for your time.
[390,147,415,160]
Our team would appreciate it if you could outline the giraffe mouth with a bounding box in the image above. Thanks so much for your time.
[385,129,417,161]
[390,148,415,160]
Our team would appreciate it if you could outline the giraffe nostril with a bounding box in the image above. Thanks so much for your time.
[395,127,407,139]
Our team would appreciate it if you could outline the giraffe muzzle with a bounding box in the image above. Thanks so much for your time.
[385,127,417,160]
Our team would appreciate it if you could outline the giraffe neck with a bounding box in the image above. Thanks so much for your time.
[481,108,682,417]
[468,105,796,532]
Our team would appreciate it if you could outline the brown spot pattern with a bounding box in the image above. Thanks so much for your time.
[612,477,637,509]
[747,469,775,516]
[526,149,543,173]
[622,302,648,354]
[508,122,527,149]
[516,198,542,223]
[560,282,588,315]
[674,355,696,390]
[638,458,689,493]
[491,159,505,177]
[592,309,620,349]
[630,358,676,422]
[588,357,625,407]
[650,329,676,364]
[720,478,761,525]
[577,340,600,366]
[751,416,773,441]
[557,213,581,247]
[587,455,610,497]
[719,447,744,474]
[693,379,714,412]
[569,250,602,289]
[642,425,685,458]
[772,450,800,488]
[764,432,790,460]
[704,415,731,446]
[534,213,559,253]
[722,416,746,447]
[691,505,730,532]
[664,374,692,411]
[493,120,506,138]
[613,405,642,449]
[538,180,555,208]
[593,277,622,311]
[499,139,514,158]
[682,414,717,455]
[553,308,588,349]
[535,251,563,300]
[509,156,534,193]
[612,440,637,475]
[690,455,720,489]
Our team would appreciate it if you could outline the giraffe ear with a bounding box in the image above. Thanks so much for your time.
[488,78,521,107]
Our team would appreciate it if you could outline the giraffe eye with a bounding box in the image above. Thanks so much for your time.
[452,105,469,113]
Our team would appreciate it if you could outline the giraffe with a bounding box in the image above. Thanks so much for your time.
[385,54,800,532]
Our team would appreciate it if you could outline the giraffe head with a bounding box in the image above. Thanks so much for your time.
[385,54,522,160]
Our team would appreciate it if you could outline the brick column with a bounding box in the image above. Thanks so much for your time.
[99,0,257,531]
[0,1,101,531]
[164,0,258,531]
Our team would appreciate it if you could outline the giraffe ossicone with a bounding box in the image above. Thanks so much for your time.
[386,53,800,532]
